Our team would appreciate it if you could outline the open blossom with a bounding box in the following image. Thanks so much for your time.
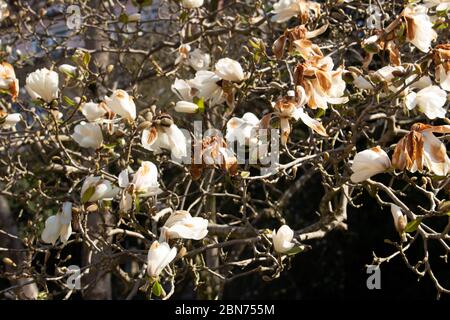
[119,161,161,196]
[0,62,19,100]
[215,58,245,82]
[181,0,204,9]
[271,0,320,24]
[404,85,447,119]
[58,64,77,77]
[434,44,450,91]
[350,146,391,183]
[188,48,210,71]
[0,110,21,129]
[81,176,119,203]
[80,101,109,122]
[41,202,73,245]
[294,56,348,110]
[72,122,103,149]
[147,241,177,278]
[172,78,193,101]
[401,5,437,53]
[272,225,295,253]
[424,0,450,11]
[141,115,188,158]
[25,68,59,102]
[392,123,450,176]
[188,71,224,106]
[104,89,136,120]
[161,210,208,241]
[226,112,260,146]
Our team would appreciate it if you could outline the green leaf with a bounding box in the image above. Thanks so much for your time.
[82,51,91,68]
[119,13,128,24]
[286,246,305,256]
[240,171,250,179]
[194,96,205,113]
[134,196,140,213]
[132,0,153,7]
[81,186,96,204]
[152,281,162,297]
[315,109,325,119]
[405,219,422,233]
[63,95,77,107]
[447,212,450,217]
[102,143,117,149]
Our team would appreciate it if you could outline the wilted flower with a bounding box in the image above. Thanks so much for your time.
[161,210,208,241]
[175,43,191,65]
[25,68,59,103]
[181,0,204,9]
[188,48,210,71]
[215,58,245,82]
[350,146,391,183]
[191,135,238,180]
[81,176,119,203]
[80,101,109,122]
[226,112,260,146]
[272,25,325,60]
[104,89,136,121]
[434,44,450,91]
[147,241,177,278]
[141,114,188,158]
[272,225,295,253]
[0,62,19,100]
[294,56,348,109]
[404,85,447,119]
[392,123,450,176]
[41,202,73,245]
[0,110,21,129]
[72,122,103,149]
[271,0,320,24]
[401,5,437,53]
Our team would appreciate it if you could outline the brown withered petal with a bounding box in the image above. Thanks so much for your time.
[314,69,332,92]
[146,126,158,145]
[280,117,291,146]
[386,41,401,66]
[404,16,415,42]
[272,35,287,60]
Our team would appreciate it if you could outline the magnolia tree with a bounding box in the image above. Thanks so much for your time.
[0,0,449,300]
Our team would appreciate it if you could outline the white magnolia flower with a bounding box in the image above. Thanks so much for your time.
[81,101,109,122]
[402,5,437,53]
[188,49,210,71]
[0,0,9,22]
[436,64,450,92]
[271,0,320,23]
[172,78,193,101]
[0,62,19,99]
[353,75,375,90]
[81,176,119,203]
[58,64,77,76]
[0,112,21,129]
[41,202,73,245]
[404,86,447,119]
[350,146,391,183]
[72,122,103,149]
[225,112,260,146]
[175,44,191,65]
[424,0,450,11]
[215,58,245,82]
[104,89,136,120]
[25,68,59,102]
[147,241,177,278]
[120,161,161,196]
[161,210,208,241]
[142,124,188,158]
[390,204,407,235]
[181,0,204,8]
[188,70,224,106]
[175,101,199,113]
[272,225,295,253]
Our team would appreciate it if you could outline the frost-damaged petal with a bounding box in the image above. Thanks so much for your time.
[297,108,327,136]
